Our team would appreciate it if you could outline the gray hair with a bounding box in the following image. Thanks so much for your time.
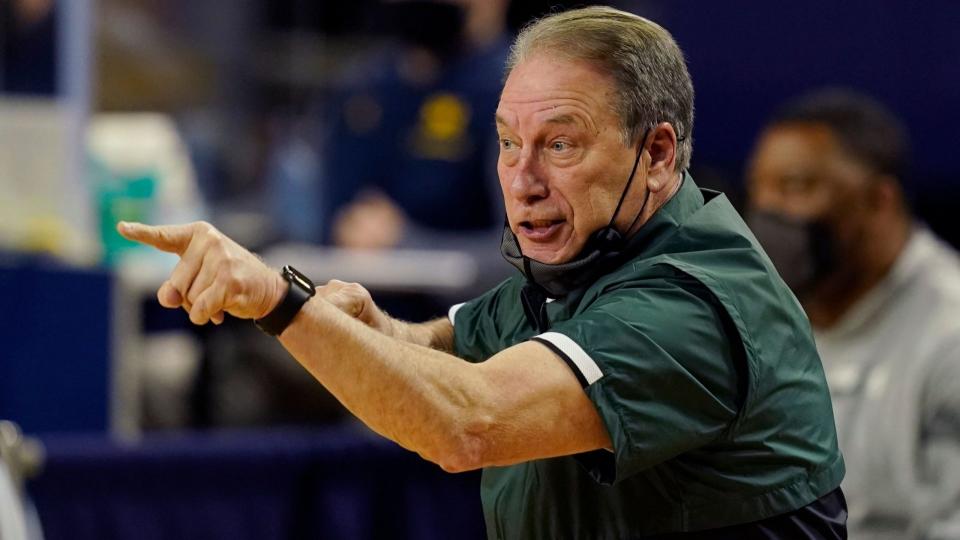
[506,6,695,172]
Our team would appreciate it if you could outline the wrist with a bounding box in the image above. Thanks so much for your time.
[255,265,316,336]
[261,271,288,320]
[388,317,409,341]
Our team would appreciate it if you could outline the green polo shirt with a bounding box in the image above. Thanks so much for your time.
[450,175,844,539]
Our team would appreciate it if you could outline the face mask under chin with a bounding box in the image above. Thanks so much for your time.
[499,221,637,299]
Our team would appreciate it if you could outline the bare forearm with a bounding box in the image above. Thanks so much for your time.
[311,279,454,351]
[389,317,455,352]
[117,220,608,471]
[279,298,486,470]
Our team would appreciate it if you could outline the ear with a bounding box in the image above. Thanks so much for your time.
[645,122,678,193]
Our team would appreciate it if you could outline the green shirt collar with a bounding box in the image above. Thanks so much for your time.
[625,170,704,256]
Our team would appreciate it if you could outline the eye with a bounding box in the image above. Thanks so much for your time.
[548,139,577,155]
[500,138,516,150]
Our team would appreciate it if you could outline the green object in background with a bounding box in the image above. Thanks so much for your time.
[93,157,158,265]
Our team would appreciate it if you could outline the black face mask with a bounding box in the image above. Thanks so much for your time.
[746,210,838,297]
[500,129,653,307]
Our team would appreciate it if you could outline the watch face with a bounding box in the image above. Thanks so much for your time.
[283,265,315,292]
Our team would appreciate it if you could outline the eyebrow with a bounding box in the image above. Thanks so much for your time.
[494,113,585,129]
[544,113,580,126]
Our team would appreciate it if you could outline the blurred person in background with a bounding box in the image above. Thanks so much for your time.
[747,89,960,540]
[316,0,510,252]
[234,0,514,428]
[0,0,56,94]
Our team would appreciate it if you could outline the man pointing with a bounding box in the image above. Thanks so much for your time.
[121,7,846,538]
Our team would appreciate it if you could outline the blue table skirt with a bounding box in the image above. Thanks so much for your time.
[28,427,485,540]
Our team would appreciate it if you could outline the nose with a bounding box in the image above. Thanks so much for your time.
[506,151,549,204]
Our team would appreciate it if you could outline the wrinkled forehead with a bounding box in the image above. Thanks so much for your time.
[496,54,618,130]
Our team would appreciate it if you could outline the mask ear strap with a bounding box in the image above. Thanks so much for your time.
[622,128,684,237]
[625,129,687,234]
[607,127,652,229]
[625,185,654,236]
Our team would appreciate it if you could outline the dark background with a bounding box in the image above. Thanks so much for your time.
[4,0,956,243]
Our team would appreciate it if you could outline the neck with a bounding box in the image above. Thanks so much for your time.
[804,215,912,329]
[625,171,683,237]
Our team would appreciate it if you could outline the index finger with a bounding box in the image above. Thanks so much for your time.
[117,221,195,255]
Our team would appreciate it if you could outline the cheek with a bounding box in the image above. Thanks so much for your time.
[746,177,779,210]
[774,183,833,220]
[497,173,509,200]
[560,173,612,233]
[789,198,829,220]
[826,190,871,239]
[497,164,514,210]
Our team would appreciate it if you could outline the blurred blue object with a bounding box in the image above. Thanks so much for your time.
[29,427,484,540]
[0,258,111,434]
[0,1,57,95]
[643,0,960,187]
[267,134,324,244]
[318,36,510,243]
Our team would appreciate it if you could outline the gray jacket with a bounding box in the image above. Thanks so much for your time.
[816,227,960,540]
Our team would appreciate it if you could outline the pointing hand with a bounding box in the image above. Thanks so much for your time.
[117,221,286,325]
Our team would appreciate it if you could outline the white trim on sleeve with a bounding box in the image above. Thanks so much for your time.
[447,302,466,326]
[535,331,604,385]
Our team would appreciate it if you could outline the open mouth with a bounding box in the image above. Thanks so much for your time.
[519,219,565,241]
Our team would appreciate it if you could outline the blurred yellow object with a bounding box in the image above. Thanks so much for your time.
[19,214,69,255]
[0,98,98,264]
[410,92,472,161]
[421,93,470,140]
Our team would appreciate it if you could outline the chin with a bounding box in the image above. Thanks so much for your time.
[519,242,574,265]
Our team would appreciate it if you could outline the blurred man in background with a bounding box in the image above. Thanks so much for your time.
[234,0,514,428]
[318,0,510,252]
[747,89,960,540]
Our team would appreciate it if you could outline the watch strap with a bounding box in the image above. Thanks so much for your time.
[255,266,316,336]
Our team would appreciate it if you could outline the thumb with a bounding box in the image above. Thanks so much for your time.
[117,221,194,255]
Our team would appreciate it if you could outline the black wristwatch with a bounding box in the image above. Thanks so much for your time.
[255,265,316,336]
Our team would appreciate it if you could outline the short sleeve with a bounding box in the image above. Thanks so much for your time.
[535,272,743,485]
[451,278,528,363]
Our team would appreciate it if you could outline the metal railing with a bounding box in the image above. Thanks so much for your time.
[0,421,44,540]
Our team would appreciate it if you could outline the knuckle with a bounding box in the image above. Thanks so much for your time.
[195,222,223,245]
[224,274,243,293]
[207,233,226,250]
[216,253,234,272]
[167,276,186,293]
